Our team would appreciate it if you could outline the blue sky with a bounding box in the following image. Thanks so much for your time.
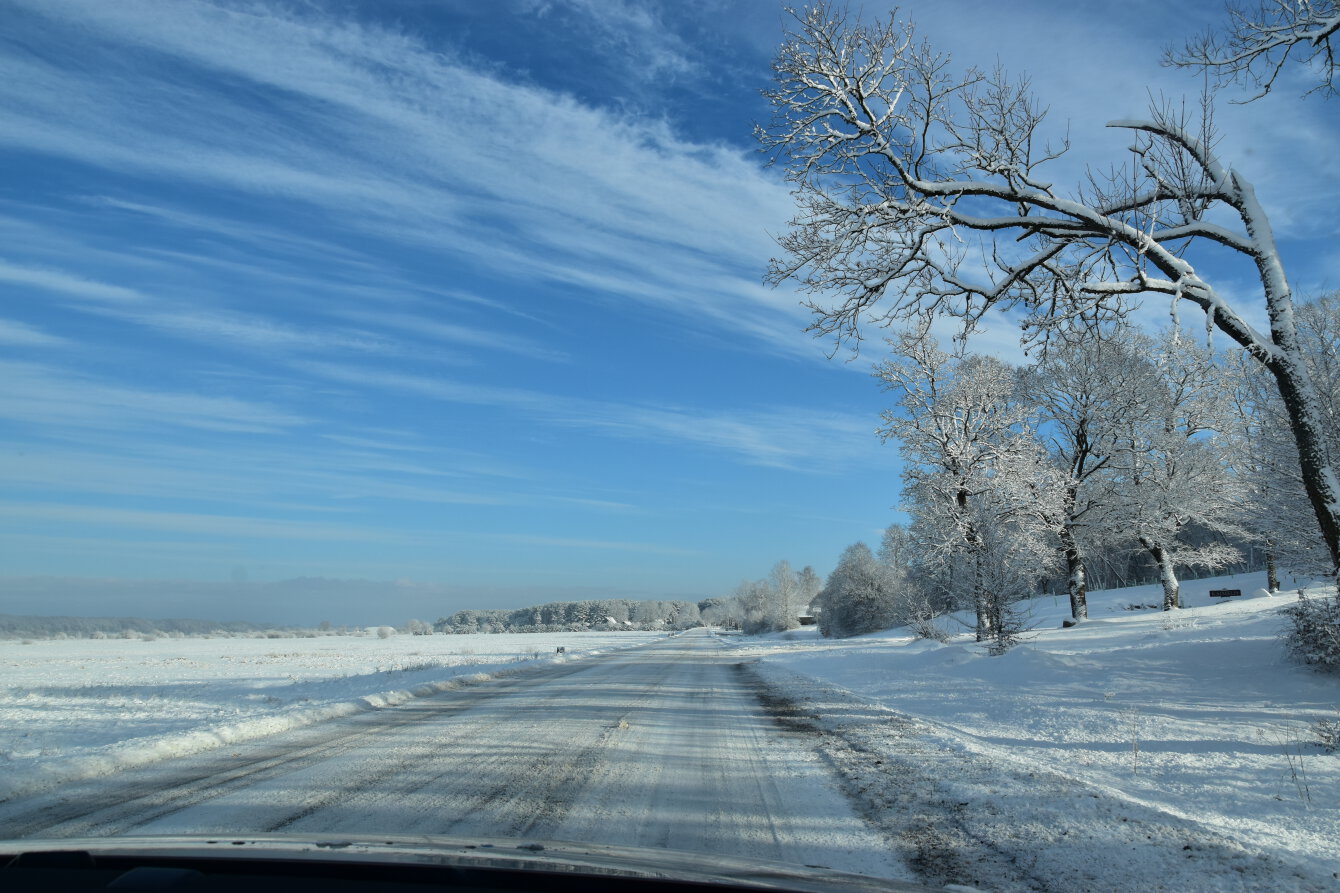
[1,0,1336,626]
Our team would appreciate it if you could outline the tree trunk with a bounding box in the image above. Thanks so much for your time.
[1224,174,1338,593]
[957,485,994,641]
[1265,540,1280,593]
[972,548,993,642]
[1263,298,1340,589]
[1141,537,1181,610]
[1060,524,1088,621]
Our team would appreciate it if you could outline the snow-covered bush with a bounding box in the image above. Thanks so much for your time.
[908,608,950,644]
[1283,592,1340,673]
[1313,712,1340,754]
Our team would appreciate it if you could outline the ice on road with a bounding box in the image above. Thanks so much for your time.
[0,631,907,880]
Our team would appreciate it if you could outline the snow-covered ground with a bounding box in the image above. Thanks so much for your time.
[0,630,665,802]
[4,577,1338,889]
[730,572,1340,890]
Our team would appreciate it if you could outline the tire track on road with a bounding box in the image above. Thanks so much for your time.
[0,659,598,839]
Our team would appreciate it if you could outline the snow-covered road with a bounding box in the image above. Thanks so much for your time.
[0,630,910,881]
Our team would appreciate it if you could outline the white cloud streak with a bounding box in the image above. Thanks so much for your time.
[0,501,401,542]
[298,360,882,471]
[0,318,67,347]
[0,0,808,356]
[0,360,307,434]
[0,259,146,304]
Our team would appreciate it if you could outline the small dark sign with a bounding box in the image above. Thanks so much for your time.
[1209,589,1242,598]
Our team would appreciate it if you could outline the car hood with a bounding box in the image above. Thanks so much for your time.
[0,833,935,892]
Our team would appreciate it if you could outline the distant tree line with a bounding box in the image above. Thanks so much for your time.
[0,613,274,640]
[436,599,703,634]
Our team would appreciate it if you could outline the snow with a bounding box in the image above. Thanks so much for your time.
[727,572,1340,890]
[3,577,1338,889]
[0,631,664,802]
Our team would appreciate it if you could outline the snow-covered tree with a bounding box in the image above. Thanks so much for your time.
[768,560,804,630]
[732,578,772,635]
[906,445,1058,652]
[760,3,1340,589]
[878,521,951,638]
[1221,351,1294,591]
[697,597,735,628]
[817,542,900,638]
[877,521,914,570]
[797,565,823,616]
[1221,293,1340,585]
[1022,329,1159,620]
[1097,333,1243,610]
[1170,0,1340,98]
[877,328,1057,643]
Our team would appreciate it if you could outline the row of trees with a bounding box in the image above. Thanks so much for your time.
[737,298,1336,654]
[708,546,933,641]
[436,598,703,634]
[878,308,1340,650]
[702,561,823,634]
[713,296,1339,655]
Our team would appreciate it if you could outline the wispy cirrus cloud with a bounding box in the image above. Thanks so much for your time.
[297,360,881,471]
[519,0,697,80]
[0,0,806,355]
[0,360,307,434]
[0,318,67,347]
[0,259,146,304]
[498,532,698,556]
[0,501,403,542]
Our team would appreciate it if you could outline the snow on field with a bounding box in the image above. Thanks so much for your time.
[730,572,1340,889]
[0,630,665,802]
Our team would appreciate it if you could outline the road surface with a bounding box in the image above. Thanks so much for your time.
[0,631,905,878]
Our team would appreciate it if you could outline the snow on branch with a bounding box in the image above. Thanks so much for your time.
[1168,0,1340,99]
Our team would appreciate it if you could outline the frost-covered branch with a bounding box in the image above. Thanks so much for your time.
[1168,0,1340,99]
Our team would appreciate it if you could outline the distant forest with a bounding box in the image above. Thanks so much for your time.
[0,613,272,640]
[436,599,704,633]
[0,598,709,640]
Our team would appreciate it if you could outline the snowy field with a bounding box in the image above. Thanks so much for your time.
[0,630,666,802]
[730,572,1340,890]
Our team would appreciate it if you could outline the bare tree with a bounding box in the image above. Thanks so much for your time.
[1169,1,1340,99]
[759,3,1340,588]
